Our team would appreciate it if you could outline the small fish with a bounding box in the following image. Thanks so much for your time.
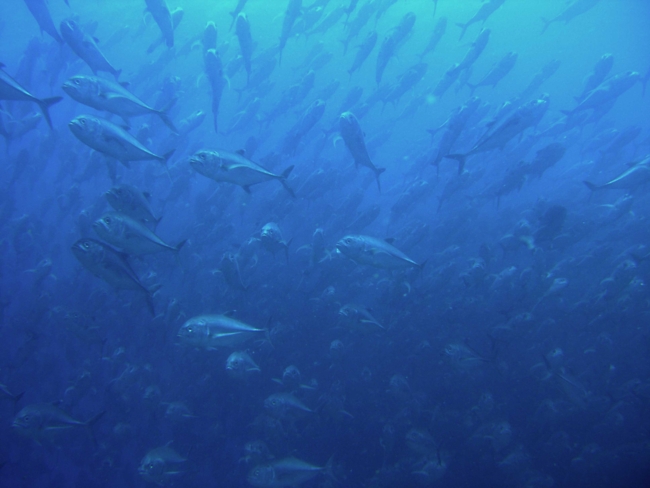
[339,112,385,191]
[260,222,292,261]
[264,392,313,417]
[226,351,260,379]
[248,457,332,487]
[178,314,267,350]
[584,156,650,191]
[339,304,385,333]
[60,19,121,79]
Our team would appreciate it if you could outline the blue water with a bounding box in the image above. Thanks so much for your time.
[1,0,650,486]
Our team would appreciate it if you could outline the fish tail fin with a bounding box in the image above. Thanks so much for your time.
[456,22,468,40]
[279,165,296,198]
[160,149,175,181]
[37,96,63,129]
[418,260,427,272]
[84,410,105,447]
[175,239,188,254]
[324,456,338,483]
[583,180,598,192]
[540,17,551,34]
[153,215,163,231]
[375,167,386,192]
[113,68,122,81]
[157,98,178,133]
[445,153,467,174]
[12,391,24,410]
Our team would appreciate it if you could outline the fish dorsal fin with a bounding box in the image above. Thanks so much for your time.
[384,237,395,244]
[236,149,246,156]
[223,309,237,317]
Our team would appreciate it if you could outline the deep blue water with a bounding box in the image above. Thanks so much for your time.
[1,0,650,487]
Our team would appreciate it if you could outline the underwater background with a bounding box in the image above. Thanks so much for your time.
[1,0,650,486]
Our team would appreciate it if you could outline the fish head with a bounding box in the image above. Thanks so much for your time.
[260,222,281,241]
[71,238,103,265]
[62,76,95,101]
[339,111,356,131]
[177,317,207,346]
[93,213,123,240]
[138,456,166,484]
[105,186,133,210]
[335,235,363,259]
[263,394,285,416]
[188,150,220,177]
[226,352,245,372]
[12,406,42,436]
[282,365,301,385]
[247,464,276,488]
[59,18,82,40]
[69,115,98,141]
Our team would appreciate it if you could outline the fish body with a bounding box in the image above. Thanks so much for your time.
[264,393,313,417]
[236,13,253,84]
[541,0,600,34]
[584,156,650,191]
[23,0,63,43]
[60,19,121,79]
[226,351,260,378]
[260,222,291,259]
[145,0,174,47]
[336,234,423,270]
[420,17,447,59]
[12,403,104,441]
[578,53,614,101]
[431,63,461,100]
[62,76,176,131]
[446,97,548,173]
[177,314,266,349]
[375,33,396,85]
[339,112,385,190]
[229,0,249,30]
[204,49,226,133]
[339,304,384,332]
[248,457,328,488]
[455,29,490,73]
[189,149,295,196]
[139,443,186,485]
[0,64,61,128]
[279,0,302,63]
[68,115,172,166]
[105,185,161,228]
[467,51,518,94]
[456,0,505,39]
[218,252,248,291]
[71,238,156,313]
[565,71,640,114]
[93,212,184,255]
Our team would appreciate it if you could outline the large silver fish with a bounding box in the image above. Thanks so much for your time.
[12,403,104,442]
[138,443,186,485]
[584,156,650,191]
[188,149,295,197]
[248,457,332,488]
[60,19,121,79]
[336,234,424,270]
[93,212,185,255]
[71,238,157,314]
[69,115,174,167]
[177,314,267,349]
[62,75,176,131]
[104,185,161,228]
[339,112,385,191]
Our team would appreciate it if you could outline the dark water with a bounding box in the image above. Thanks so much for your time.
[1,0,650,487]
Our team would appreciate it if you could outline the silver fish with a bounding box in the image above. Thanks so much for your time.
[105,185,161,228]
[584,156,650,191]
[138,443,186,485]
[178,314,267,350]
[339,112,385,191]
[93,212,185,256]
[248,457,331,488]
[12,403,104,441]
[60,19,121,79]
[189,149,295,196]
[336,234,424,270]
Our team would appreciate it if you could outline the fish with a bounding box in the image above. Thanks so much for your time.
[260,222,292,261]
[430,63,462,102]
[178,314,267,349]
[104,185,161,228]
[93,212,186,256]
[229,0,249,30]
[577,53,614,101]
[12,403,104,442]
[0,63,61,128]
[138,443,186,486]
[419,17,446,59]
[541,0,600,34]
[204,49,226,134]
[146,7,183,54]
[375,33,396,85]
[339,304,385,333]
[456,0,505,40]
[562,71,641,115]
[145,0,174,47]
[346,204,381,231]
[279,0,302,64]
[454,28,491,74]
[59,19,121,80]
[336,235,424,270]
[188,149,295,197]
[264,393,313,417]
[71,238,158,314]
[467,52,518,95]
[235,13,254,85]
[62,75,177,132]
[0,384,24,405]
[339,112,385,191]
[22,0,63,44]
[446,97,549,173]
[247,457,332,488]
[584,156,650,192]
[226,350,260,378]
[68,115,174,167]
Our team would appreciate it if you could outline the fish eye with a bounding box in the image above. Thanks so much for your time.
[80,119,86,126]
[104,217,111,224]
[187,327,193,333]
[74,79,80,85]
[83,242,90,249]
